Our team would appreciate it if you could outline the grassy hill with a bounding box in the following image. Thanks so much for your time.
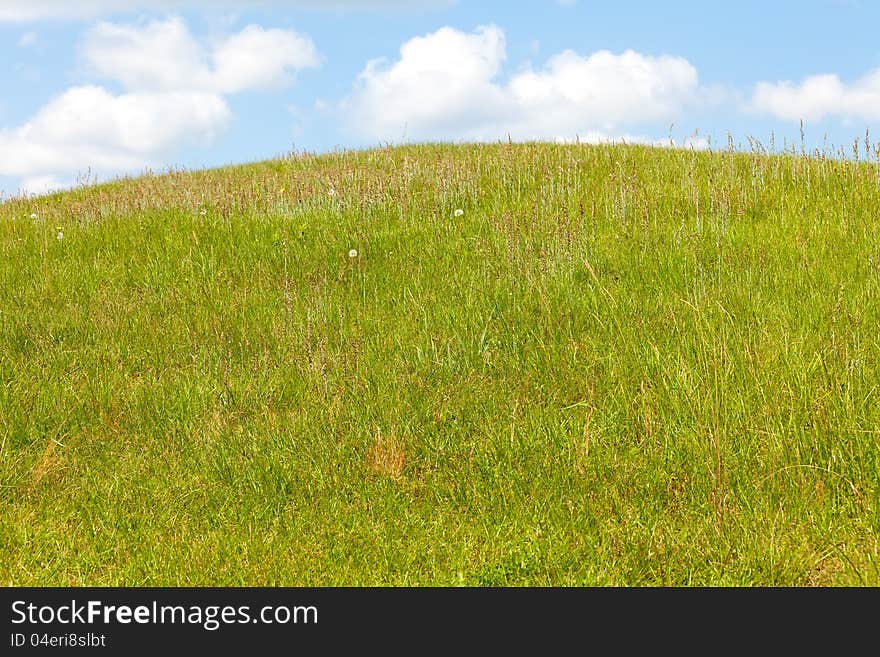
[1,142,878,585]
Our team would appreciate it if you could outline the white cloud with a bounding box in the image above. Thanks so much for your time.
[0,1,447,22]
[81,17,320,93]
[344,25,509,141]
[19,175,66,196]
[0,85,231,178]
[2,17,319,195]
[341,25,700,143]
[508,49,698,134]
[209,25,320,91]
[553,133,708,150]
[751,70,880,123]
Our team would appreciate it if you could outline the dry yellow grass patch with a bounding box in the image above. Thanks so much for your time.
[28,439,65,491]
[366,426,406,480]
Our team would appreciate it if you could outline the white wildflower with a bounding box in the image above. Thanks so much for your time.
[348,249,358,258]
[29,213,38,219]
[56,231,64,241]
[454,208,464,217]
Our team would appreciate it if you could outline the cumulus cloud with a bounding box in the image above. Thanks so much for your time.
[554,133,709,150]
[751,69,880,123]
[508,49,698,133]
[0,0,447,22]
[18,175,66,196]
[81,17,320,93]
[341,25,700,143]
[344,25,508,140]
[2,17,318,196]
[0,85,230,178]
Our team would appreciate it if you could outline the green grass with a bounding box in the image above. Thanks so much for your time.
[1,142,879,585]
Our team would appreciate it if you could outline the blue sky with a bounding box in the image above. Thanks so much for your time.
[1,0,879,198]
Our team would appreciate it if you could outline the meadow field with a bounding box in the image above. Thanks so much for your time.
[1,141,878,585]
